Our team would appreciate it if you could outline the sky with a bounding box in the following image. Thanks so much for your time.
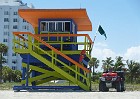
[22,0,140,64]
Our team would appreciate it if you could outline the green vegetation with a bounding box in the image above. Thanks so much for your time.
[2,66,22,83]
[0,43,8,83]
[0,82,21,90]
[95,56,140,84]
[102,57,114,72]
[126,60,140,84]
[0,43,21,84]
[88,58,99,81]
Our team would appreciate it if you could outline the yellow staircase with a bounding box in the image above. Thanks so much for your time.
[13,32,92,91]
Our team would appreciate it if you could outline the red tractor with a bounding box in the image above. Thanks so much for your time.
[99,71,125,92]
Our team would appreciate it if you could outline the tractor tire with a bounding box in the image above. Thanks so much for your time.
[106,87,109,92]
[121,81,125,91]
[99,81,108,92]
[116,82,121,92]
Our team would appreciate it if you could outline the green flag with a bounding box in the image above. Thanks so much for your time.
[98,25,107,40]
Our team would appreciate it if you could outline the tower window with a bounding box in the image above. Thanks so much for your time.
[22,26,26,29]
[13,12,18,15]
[12,60,17,64]
[13,18,18,22]
[27,26,29,30]
[12,53,16,56]
[56,22,63,32]
[23,19,26,22]
[49,22,55,32]
[4,11,9,15]
[12,66,16,70]
[3,39,8,42]
[40,21,71,32]
[4,18,9,22]
[41,22,46,31]
[3,53,8,56]
[4,25,9,29]
[4,31,9,36]
[65,22,70,32]
[13,25,18,29]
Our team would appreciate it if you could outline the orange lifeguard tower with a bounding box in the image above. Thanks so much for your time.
[13,9,93,91]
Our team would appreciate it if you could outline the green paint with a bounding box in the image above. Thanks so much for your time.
[13,33,92,91]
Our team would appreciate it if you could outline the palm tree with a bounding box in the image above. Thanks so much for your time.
[88,57,99,81]
[102,57,114,72]
[2,66,15,82]
[0,43,8,83]
[133,62,140,82]
[2,66,9,83]
[12,70,22,82]
[89,57,99,75]
[126,60,140,83]
[114,56,125,71]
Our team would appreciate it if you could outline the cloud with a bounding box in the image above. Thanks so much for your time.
[92,42,140,61]
[94,42,108,47]
[92,48,116,60]
[124,46,140,62]
[91,47,117,72]
[91,42,140,71]
[92,42,116,60]
[92,42,140,62]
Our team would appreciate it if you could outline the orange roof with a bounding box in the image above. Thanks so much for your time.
[18,9,92,31]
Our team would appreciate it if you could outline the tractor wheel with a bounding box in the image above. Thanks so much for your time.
[106,87,109,92]
[116,82,121,92]
[99,81,108,92]
[121,81,125,91]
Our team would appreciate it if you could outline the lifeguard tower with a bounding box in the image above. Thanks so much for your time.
[13,9,93,91]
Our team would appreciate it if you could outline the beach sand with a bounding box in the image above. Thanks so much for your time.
[0,90,139,99]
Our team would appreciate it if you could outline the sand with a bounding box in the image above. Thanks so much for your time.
[0,90,139,99]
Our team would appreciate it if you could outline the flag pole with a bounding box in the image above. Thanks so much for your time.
[93,22,100,43]
[91,22,100,51]
[93,28,98,43]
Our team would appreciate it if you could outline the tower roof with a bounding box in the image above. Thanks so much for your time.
[18,9,92,31]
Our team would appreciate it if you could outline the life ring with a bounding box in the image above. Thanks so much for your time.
[79,50,86,63]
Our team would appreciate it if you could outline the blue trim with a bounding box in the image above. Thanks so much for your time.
[82,59,88,66]
[75,22,77,34]
[26,54,30,86]
[39,18,73,23]
[70,20,72,33]
[13,86,82,91]
[22,67,26,86]
[22,68,26,80]
[74,21,78,49]
[31,70,36,86]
